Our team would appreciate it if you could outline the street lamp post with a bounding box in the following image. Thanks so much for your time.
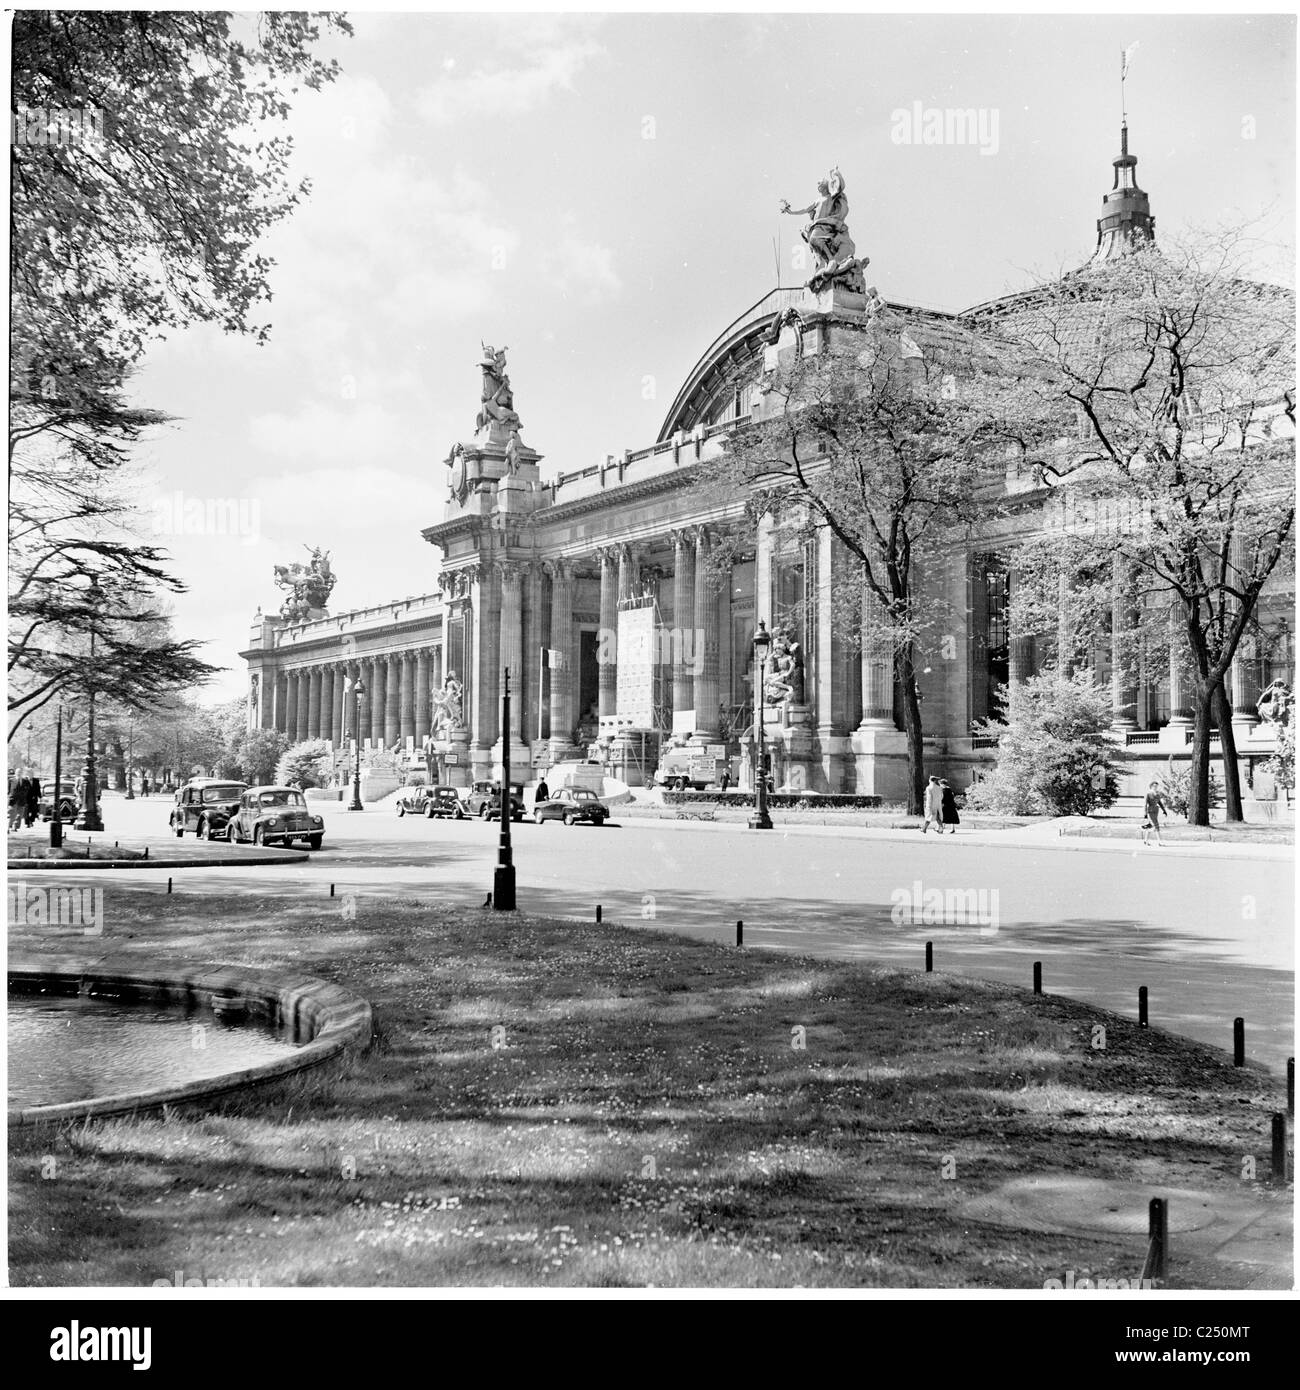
[493,666,517,910]
[74,578,105,833]
[124,720,135,799]
[748,620,773,831]
[50,701,65,849]
[348,677,366,811]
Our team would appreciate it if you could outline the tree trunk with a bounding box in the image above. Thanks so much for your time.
[1186,689,1214,826]
[897,641,926,816]
[1212,677,1244,822]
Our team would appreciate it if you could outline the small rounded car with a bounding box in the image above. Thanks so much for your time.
[169,778,248,840]
[532,786,609,827]
[227,785,324,850]
[463,780,525,821]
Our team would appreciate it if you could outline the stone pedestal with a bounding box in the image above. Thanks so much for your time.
[490,740,533,786]
[850,725,912,801]
[436,730,472,788]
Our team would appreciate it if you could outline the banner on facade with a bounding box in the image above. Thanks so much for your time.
[616,605,658,728]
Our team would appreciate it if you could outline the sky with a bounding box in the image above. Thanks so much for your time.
[124,9,1296,702]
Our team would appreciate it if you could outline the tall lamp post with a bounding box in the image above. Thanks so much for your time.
[493,666,517,910]
[124,718,136,800]
[74,576,106,833]
[348,676,366,811]
[748,621,773,831]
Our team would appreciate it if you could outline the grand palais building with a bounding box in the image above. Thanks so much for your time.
[241,127,1294,804]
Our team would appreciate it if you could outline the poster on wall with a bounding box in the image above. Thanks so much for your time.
[616,604,657,728]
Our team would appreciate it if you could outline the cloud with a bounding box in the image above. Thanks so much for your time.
[536,232,622,304]
[415,36,604,125]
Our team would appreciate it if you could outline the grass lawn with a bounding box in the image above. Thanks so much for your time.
[8,886,1287,1289]
[1060,820,1293,845]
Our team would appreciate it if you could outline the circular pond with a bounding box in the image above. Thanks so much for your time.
[8,954,373,1125]
[8,991,305,1108]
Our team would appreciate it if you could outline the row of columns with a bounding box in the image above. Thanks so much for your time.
[268,648,441,747]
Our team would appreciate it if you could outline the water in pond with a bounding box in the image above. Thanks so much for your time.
[8,991,304,1108]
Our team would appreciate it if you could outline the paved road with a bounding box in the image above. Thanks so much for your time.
[10,793,1294,1075]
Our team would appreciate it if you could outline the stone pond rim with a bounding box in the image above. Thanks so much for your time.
[8,952,373,1126]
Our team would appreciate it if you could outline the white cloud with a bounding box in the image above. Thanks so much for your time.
[414,36,603,125]
[536,232,622,304]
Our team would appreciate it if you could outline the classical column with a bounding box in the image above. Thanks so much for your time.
[671,530,696,722]
[415,649,432,742]
[1110,555,1138,730]
[398,652,416,743]
[499,563,524,741]
[1008,636,1036,689]
[1056,571,1072,678]
[547,559,575,748]
[1228,540,1258,730]
[272,672,286,734]
[598,547,618,719]
[306,666,322,739]
[618,543,638,603]
[369,656,385,743]
[296,668,310,742]
[691,529,720,740]
[329,665,344,745]
[384,653,401,745]
[340,663,356,747]
[858,588,894,727]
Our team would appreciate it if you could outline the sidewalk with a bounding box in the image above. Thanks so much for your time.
[612,805,1295,861]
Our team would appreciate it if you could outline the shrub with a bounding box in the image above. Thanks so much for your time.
[963,669,1123,816]
[274,739,333,790]
[1148,755,1223,820]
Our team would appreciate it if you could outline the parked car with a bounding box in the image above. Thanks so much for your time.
[39,780,79,822]
[227,786,324,850]
[169,778,248,840]
[424,786,467,819]
[532,786,609,826]
[462,780,525,821]
[394,784,434,817]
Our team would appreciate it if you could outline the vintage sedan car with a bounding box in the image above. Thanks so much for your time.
[169,778,248,840]
[462,780,525,821]
[394,784,434,817]
[227,785,324,850]
[424,786,466,819]
[532,786,609,826]
[39,780,79,822]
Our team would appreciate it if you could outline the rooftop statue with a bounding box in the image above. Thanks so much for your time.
[780,167,869,296]
[274,546,336,623]
[476,342,522,434]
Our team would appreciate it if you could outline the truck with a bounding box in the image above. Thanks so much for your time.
[653,748,731,791]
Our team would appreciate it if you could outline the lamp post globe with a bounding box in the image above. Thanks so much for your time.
[748,620,773,831]
[74,577,107,833]
[348,676,366,811]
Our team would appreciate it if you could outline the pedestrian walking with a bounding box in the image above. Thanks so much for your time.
[718,767,731,794]
[141,774,151,797]
[922,775,944,833]
[24,776,41,828]
[940,779,960,834]
[8,778,26,832]
[1141,785,1167,847]
[533,778,550,805]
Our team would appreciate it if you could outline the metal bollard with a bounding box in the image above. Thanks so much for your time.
[1288,1057,1294,1118]
[736,920,743,947]
[1138,986,1148,1028]
[330,884,335,897]
[925,940,933,973]
[1233,1017,1245,1067]
[167,877,173,895]
[1146,1197,1167,1278]
[1033,961,1042,995]
[1272,1114,1287,1186]
[596,904,602,924]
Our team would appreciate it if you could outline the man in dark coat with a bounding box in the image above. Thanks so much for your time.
[940,779,960,834]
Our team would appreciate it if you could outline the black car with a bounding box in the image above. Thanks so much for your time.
[424,786,466,819]
[170,778,248,840]
[463,780,525,821]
